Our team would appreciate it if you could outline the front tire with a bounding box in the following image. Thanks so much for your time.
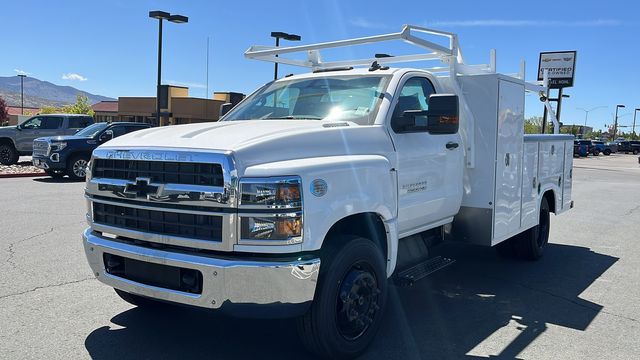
[67,154,89,181]
[0,143,19,165]
[604,149,611,156]
[297,237,388,359]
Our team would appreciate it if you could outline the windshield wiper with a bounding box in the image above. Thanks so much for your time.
[264,115,323,120]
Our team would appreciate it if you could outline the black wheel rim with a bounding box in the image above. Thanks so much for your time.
[335,261,380,341]
[0,148,10,163]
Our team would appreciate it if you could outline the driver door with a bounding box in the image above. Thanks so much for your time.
[387,76,463,236]
[16,116,64,152]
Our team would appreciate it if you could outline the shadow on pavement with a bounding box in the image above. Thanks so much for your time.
[84,242,617,359]
[32,176,81,183]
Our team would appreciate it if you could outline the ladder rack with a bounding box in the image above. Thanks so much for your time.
[244,25,560,167]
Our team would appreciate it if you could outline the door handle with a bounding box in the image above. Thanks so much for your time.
[446,142,459,150]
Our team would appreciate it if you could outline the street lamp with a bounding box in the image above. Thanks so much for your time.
[17,74,26,114]
[149,10,188,126]
[577,106,606,136]
[633,108,640,139]
[613,104,625,140]
[270,32,301,80]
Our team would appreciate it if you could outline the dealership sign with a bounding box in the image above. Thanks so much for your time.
[537,51,577,88]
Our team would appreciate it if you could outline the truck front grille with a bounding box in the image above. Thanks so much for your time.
[93,202,223,242]
[92,159,224,187]
[32,140,49,157]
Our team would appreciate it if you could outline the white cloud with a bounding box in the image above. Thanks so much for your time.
[425,19,622,27]
[14,69,30,75]
[350,17,391,30]
[62,73,88,81]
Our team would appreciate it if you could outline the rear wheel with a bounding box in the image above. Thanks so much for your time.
[66,154,89,181]
[634,149,639,155]
[0,143,19,165]
[604,149,611,156]
[515,197,551,260]
[297,237,387,359]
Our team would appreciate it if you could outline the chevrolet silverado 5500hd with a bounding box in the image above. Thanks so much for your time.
[82,26,573,359]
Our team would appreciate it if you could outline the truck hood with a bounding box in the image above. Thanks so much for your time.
[0,126,18,136]
[37,135,91,142]
[100,120,394,170]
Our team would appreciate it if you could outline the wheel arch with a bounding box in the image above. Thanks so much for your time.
[321,212,394,275]
[542,189,556,214]
[0,137,16,148]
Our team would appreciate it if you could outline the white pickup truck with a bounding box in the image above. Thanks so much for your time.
[82,26,573,359]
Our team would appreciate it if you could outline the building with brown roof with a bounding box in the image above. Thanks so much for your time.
[91,101,118,122]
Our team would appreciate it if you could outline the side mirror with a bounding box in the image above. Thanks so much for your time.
[426,94,459,134]
[219,103,233,118]
[99,130,114,142]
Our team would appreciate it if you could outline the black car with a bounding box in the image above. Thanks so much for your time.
[32,122,151,180]
[616,140,640,154]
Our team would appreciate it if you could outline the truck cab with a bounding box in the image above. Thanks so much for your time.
[81,25,573,359]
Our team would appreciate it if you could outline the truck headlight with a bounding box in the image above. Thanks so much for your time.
[238,177,303,245]
[50,142,67,152]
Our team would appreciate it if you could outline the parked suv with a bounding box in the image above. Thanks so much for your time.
[0,114,94,165]
[617,140,640,154]
[32,122,151,180]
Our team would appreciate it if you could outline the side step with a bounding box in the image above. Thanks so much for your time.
[395,256,455,287]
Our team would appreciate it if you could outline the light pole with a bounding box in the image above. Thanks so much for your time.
[17,74,26,114]
[270,32,301,80]
[577,106,606,137]
[149,11,188,127]
[613,104,625,140]
[633,108,640,139]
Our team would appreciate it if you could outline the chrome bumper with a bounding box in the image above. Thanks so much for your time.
[83,228,320,318]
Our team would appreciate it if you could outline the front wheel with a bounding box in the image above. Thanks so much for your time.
[67,154,89,181]
[297,237,388,359]
[604,149,611,156]
[0,143,19,165]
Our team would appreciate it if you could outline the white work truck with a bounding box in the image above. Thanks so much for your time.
[82,26,573,359]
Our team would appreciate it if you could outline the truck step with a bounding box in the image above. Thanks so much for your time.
[395,256,455,287]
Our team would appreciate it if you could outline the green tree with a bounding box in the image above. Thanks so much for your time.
[524,116,543,134]
[62,94,95,116]
[39,105,59,114]
[38,94,95,116]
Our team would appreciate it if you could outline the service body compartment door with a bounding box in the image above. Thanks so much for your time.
[521,141,539,229]
[493,80,524,242]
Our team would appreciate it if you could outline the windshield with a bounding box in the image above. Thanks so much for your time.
[223,75,391,125]
[75,122,108,138]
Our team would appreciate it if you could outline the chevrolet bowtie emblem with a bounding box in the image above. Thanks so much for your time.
[124,178,159,198]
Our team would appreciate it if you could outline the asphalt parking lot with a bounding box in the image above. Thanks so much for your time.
[1,154,639,359]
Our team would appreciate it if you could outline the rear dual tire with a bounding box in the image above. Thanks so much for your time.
[496,197,550,261]
[297,237,388,359]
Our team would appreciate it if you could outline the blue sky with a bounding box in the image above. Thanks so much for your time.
[1,0,638,131]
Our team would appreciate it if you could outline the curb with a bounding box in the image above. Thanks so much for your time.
[0,172,46,179]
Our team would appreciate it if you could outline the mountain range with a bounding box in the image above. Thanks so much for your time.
[0,76,114,108]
